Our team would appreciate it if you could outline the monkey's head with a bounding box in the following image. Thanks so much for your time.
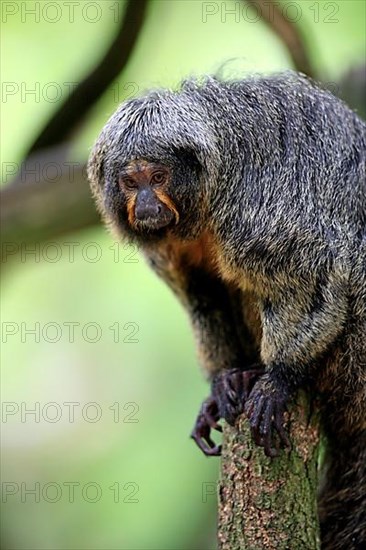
[88,84,221,243]
[118,158,179,235]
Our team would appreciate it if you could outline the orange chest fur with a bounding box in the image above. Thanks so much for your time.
[159,232,261,295]
[154,232,243,287]
[161,232,221,275]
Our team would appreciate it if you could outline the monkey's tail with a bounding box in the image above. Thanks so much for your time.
[319,248,366,549]
[319,430,366,550]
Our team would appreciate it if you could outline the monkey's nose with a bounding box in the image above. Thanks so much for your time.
[134,189,162,221]
[135,200,162,220]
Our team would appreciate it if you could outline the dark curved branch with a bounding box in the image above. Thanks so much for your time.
[245,0,316,78]
[26,0,148,157]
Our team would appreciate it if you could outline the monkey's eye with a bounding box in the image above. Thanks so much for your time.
[150,171,166,186]
[122,178,138,190]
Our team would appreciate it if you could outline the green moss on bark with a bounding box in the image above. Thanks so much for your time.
[218,393,320,550]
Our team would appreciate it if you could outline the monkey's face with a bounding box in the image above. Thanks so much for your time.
[118,160,179,236]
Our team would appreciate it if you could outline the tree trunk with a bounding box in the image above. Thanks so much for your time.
[218,392,321,550]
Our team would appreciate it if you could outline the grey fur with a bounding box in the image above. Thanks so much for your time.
[88,71,366,549]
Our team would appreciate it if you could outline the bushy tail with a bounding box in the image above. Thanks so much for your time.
[319,432,366,550]
[319,245,366,549]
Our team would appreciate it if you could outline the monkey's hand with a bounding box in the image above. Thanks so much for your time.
[245,373,291,458]
[212,367,264,425]
[191,367,264,457]
[190,395,222,456]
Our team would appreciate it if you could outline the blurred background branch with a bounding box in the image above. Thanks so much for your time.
[245,0,316,77]
[1,150,94,263]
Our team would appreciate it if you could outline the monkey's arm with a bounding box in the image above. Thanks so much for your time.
[246,266,349,456]
[145,248,262,454]
[184,268,259,375]
[146,247,259,377]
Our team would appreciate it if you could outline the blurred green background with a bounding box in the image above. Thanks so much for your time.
[1,1,365,549]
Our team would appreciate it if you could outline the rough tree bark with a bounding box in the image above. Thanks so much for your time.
[218,393,321,549]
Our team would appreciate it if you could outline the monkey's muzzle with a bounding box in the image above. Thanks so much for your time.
[134,187,175,231]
